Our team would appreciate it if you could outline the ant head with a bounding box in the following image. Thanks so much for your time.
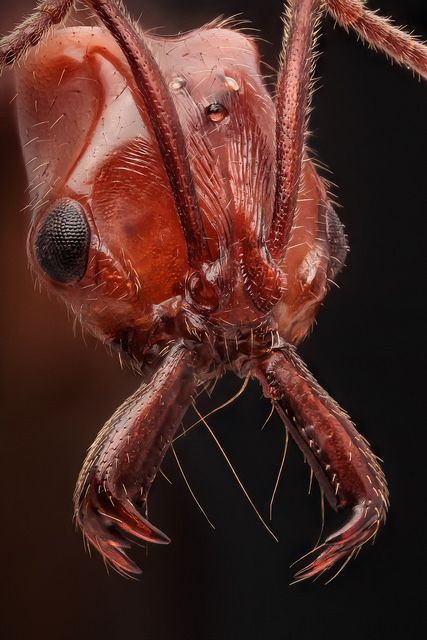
[17,15,343,354]
[19,26,191,349]
[17,22,281,350]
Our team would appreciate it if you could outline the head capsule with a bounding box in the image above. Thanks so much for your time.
[19,26,192,354]
[16,20,280,354]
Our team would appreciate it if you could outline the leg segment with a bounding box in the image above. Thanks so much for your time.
[87,0,210,269]
[327,0,427,80]
[0,0,73,67]
[268,0,323,262]
[255,346,388,581]
[268,0,427,262]
[74,343,197,575]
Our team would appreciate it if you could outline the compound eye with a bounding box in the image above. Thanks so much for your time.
[35,199,90,283]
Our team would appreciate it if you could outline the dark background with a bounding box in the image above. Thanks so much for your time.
[0,1,426,638]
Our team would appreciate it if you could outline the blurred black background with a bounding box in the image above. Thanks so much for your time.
[0,1,426,639]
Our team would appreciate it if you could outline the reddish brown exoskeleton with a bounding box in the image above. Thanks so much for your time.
[1,0,426,581]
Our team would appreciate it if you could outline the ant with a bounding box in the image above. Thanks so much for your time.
[0,0,425,581]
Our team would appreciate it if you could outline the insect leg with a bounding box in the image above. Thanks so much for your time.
[86,0,211,270]
[268,0,324,262]
[326,0,427,80]
[255,345,389,582]
[74,342,197,575]
[0,0,73,69]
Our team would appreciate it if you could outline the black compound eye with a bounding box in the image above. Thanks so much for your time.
[35,199,90,283]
